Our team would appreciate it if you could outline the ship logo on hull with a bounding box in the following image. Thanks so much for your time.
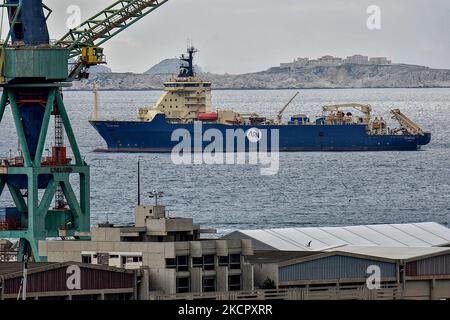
[246,128,262,143]
[171,122,279,176]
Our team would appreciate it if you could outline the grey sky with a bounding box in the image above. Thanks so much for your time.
[8,0,450,73]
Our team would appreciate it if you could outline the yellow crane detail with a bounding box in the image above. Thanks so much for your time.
[390,109,425,136]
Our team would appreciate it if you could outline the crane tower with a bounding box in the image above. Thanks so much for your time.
[0,0,169,261]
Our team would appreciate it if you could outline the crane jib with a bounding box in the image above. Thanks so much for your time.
[57,0,170,59]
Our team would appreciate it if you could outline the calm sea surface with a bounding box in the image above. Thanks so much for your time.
[1,88,450,234]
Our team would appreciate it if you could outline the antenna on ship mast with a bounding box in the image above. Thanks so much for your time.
[179,40,197,78]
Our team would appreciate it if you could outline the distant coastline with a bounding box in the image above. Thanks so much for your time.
[68,86,450,92]
[70,60,450,91]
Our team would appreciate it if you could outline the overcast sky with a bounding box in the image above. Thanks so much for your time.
[5,0,450,74]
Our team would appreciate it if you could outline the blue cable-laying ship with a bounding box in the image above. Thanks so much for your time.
[89,47,431,152]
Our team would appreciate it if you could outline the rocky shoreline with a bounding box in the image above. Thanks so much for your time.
[70,63,450,91]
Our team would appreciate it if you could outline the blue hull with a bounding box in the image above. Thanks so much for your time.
[89,114,431,152]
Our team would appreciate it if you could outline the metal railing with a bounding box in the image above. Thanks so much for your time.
[149,284,404,301]
[0,156,24,167]
[0,250,18,262]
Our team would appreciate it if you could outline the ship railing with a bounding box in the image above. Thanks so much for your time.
[0,156,24,167]
[0,156,72,168]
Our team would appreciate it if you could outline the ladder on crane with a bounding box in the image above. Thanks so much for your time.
[56,0,169,80]
[390,108,425,136]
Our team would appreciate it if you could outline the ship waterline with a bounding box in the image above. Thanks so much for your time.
[90,114,431,153]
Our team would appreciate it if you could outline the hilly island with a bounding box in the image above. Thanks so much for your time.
[71,57,450,90]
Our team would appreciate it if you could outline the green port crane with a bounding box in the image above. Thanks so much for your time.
[0,0,170,261]
[57,0,169,80]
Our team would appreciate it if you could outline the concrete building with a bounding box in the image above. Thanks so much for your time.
[317,55,343,66]
[280,57,309,69]
[249,247,450,300]
[39,204,254,297]
[344,54,370,65]
[222,222,450,300]
[369,57,392,65]
[280,55,391,69]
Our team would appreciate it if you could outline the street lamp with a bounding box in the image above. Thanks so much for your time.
[148,190,164,206]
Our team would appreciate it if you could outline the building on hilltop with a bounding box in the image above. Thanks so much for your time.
[280,54,392,69]
[344,54,370,65]
[370,57,392,65]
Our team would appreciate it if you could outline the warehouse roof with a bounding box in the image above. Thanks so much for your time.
[223,222,450,251]
[328,246,450,261]
[0,261,134,279]
[246,251,320,264]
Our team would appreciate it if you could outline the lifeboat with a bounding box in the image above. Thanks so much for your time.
[197,112,218,121]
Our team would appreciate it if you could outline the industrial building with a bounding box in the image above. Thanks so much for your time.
[0,262,139,300]
[223,222,450,300]
[223,222,450,251]
[39,204,254,298]
[3,215,450,300]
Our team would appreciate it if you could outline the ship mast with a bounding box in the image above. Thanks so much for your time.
[178,46,198,77]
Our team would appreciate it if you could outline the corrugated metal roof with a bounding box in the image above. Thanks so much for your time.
[0,262,56,276]
[224,222,450,252]
[0,261,134,278]
[328,246,450,260]
[247,251,319,264]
